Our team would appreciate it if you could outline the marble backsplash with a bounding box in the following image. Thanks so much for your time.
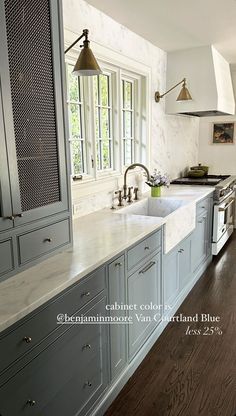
[63,0,199,218]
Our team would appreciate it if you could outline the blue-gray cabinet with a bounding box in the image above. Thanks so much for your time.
[128,251,161,359]
[0,0,72,281]
[164,245,179,308]
[164,195,213,310]
[0,296,109,416]
[179,235,192,291]
[192,197,213,273]
[108,255,127,380]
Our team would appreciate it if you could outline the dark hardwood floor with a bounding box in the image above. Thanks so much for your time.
[105,233,236,416]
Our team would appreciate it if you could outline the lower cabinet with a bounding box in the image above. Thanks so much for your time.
[164,234,192,307]
[178,235,192,291]
[191,198,212,273]
[164,196,213,310]
[0,296,108,416]
[108,255,126,380]
[127,252,161,359]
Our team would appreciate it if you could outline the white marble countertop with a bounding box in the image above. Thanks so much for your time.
[0,185,214,333]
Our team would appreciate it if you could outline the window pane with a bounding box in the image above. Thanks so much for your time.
[124,139,132,165]
[101,108,109,139]
[100,74,109,106]
[96,139,102,170]
[68,64,80,102]
[103,138,110,169]
[125,111,132,138]
[95,108,100,138]
[70,104,81,139]
[71,141,83,174]
[123,80,132,109]
[93,76,99,104]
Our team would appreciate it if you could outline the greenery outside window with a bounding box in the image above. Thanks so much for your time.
[122,79,134,166]
[65,57,148,182]
[66,63,86,176]
[93,73,113,171]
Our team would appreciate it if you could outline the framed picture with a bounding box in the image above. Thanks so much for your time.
[212,122,234,144]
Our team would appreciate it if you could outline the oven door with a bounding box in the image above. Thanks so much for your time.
[212,195,235,243]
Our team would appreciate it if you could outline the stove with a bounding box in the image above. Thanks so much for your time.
[171,175,230,186]
[171,174,236,255]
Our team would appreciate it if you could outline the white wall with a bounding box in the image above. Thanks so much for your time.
[63,0,199,217]
[198,70,236,174]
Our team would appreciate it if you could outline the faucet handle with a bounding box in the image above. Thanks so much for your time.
[134,187,139,200]
[115,190,123,207]
[127,186,133,203]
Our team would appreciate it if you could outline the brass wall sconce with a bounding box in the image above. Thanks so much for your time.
[155,78,192,102]
[64,29,102,76]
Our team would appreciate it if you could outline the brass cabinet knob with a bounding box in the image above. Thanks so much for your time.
[85,381,92,387]
[82,343,91,350]
[23,336,32,343]
[45,238,52,243]
[115,262,122,267]
[81,291,90,297]
[14,213,23,218]
[144,246,150,250]
[4,215,14,221]
[26,399,36,407]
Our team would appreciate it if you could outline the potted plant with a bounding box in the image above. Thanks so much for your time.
[146,169,170,197]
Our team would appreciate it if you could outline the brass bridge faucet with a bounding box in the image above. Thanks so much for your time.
[123,163,150,199]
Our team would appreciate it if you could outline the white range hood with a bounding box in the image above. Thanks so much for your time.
[165,45,235,117]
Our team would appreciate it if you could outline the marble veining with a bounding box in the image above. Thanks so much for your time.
[0,185,214,333]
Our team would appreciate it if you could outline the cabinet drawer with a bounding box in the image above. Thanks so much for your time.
[0,239,14,277]
[196,197,210,216]
[18,219,70,265]
[0,266,105,374]
[127,230,161,271]
[0,297,108,416]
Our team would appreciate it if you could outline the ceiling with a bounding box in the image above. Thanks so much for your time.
[86,0,236,64]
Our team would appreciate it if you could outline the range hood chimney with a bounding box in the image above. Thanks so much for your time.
[165,46,235,117]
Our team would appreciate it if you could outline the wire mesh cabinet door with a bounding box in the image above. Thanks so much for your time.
[0,0,70,226]
[0,77,14,232]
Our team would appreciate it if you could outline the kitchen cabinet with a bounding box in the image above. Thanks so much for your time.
[178,235,192,291]
[0,296,109,416]
[128,251,161,359]
[164,196,213,311]
[192,197,213,273]
[108,255,127,380]
[164,245,179,308]
[0,0,71,281]
[164,234,191,307]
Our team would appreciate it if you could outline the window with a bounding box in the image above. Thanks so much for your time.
[122,79,134,166]
[93,73,113,171]
[66,63,86,175]
[65,58,148,182]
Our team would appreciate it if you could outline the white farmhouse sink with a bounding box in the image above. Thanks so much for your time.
[115,197,196,253]
[115,197,188,218]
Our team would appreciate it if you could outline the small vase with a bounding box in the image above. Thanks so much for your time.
[151,186,161,197]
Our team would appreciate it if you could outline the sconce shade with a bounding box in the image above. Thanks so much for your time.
[176,84,192,101]
[73,40,102,76]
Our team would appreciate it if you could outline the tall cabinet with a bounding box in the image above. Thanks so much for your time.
[0,0,72,281]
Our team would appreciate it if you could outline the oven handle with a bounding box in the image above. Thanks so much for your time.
[218,198,235,212]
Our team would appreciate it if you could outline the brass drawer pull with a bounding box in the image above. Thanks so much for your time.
[144,246,150,250]
[45,238,52,243]
[139,261,156,274]
[82,343,91,350]
[85,381,92,387]
[23,336,32,343]
[26,399,36,407]
[81,291,91,297]
[115,262,122,267]
[14,213,23,218]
